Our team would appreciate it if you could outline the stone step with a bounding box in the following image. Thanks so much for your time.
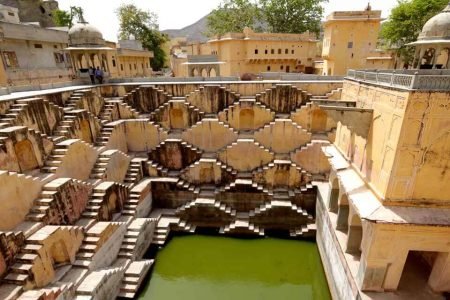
[73,260,90,268]
[22,244,42,254]
[10,263,32,274]
[15,253,38,263]
[3,273,29,284]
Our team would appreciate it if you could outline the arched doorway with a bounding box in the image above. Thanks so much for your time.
[209,68,217,77]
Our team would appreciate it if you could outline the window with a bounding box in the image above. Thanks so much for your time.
[54,45,58,49]
[8,12,14,16]
[285,49,288,54]
[142,63,144,69]
[265,49,268,54]
[129,64,132,70]
[280,65,284,70]
[291,49,295,54]
[267,66,271,71]
[53,52,65,63]
[278,49,281,54]
[2,51,19,68]
[34,44,43,49]
[120,64,124,71]
[112,59,116,67]
[134,64,137,70]
[39,5,45,13]
[271,49,274,54]
[255,49,258,54]
[347,42,353,49]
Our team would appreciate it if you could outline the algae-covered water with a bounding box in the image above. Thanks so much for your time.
[138,235,331,300]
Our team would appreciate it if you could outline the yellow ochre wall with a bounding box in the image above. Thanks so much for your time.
[336,80,450,207]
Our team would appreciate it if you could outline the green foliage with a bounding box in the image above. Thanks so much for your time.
[116,4,168,70]
[53,9,71,27]
[52,6,84,28]
[260,0,326,34]
[207,0,262,36]
[381,0,448,64]
[207,0,326,36]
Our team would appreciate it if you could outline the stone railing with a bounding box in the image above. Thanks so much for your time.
[347,69,450,91]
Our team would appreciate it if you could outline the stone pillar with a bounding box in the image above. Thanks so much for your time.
[329,185,339,213]
[383,250,409,291]
[346,225,362,254]
[336,204,349,230]
[416,47,426,69]
[432,47,441,69]
[446,49,450,69]
[428,252,450,292]
[411,47,420,69]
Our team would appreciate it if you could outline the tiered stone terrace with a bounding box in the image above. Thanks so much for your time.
[0,81,341,299]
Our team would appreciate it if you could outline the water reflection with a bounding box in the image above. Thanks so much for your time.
[139,235,331,300]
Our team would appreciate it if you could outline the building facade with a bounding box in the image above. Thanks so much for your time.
[208,28,320,77]
[322,8,395,75]
[0,4,73,87]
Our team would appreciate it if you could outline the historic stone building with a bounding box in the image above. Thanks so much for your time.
[66,22,154,82]
[0,2,153,91]
[321,6,396,75]
[172,28,320,78]
[0,3,72,87]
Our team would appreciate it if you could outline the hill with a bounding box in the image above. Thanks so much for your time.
[162,15,209,42]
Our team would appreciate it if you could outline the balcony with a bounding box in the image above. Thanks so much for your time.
[347,69,450,91]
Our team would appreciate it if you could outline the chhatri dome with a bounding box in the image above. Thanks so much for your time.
[68,22,105,47]
[410,2,450,68]
[417,3,450,42]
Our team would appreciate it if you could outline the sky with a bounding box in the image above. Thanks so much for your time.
[58,0,398,42]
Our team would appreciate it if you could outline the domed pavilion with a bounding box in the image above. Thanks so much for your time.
[65,21,154,82]
[410,3,450,69]
[66,22,115,76]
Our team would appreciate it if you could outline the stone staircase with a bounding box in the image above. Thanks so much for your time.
[220,218,265,236]
[17,282,74,300]
[151,215,180,246]
[82,183,129,221]
[98,100,119,125]
[123,158,146,187]
[289,223,317,238]
[51,109,102,144]
[94,124,116,147]
[26,178,91,224]
[118,260,154,298]
[74,222,124,270]
[311,87,343,101]
[41,139,96,174]
[4,226,83,288]
[75,263,127,299]
[65,90,90,111]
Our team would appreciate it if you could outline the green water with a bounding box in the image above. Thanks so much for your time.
[138,235,331,300]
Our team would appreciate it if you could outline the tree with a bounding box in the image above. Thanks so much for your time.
[381,0,448,64]
[207,0,262,36]
[116,4,168,71]
[53,6,84,28]
[260,0,326,35]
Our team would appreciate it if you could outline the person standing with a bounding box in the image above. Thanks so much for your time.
[88,66,95,84]
[95,66,104,84]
